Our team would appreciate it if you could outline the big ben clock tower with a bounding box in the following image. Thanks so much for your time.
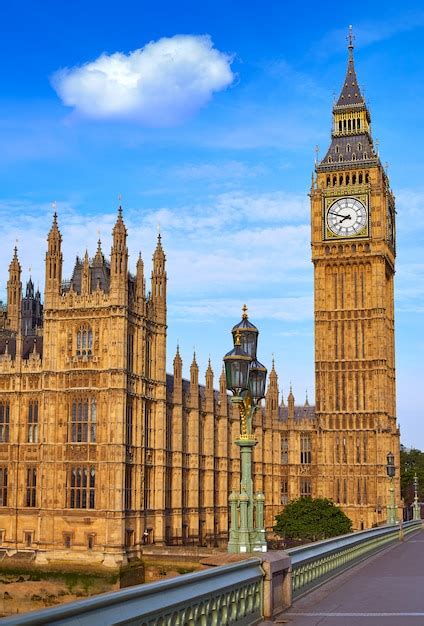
[311,29,400,528]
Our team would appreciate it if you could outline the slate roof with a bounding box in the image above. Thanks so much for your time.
[319,133,378,170]
[0,334,43,359]
[335,47,365,109]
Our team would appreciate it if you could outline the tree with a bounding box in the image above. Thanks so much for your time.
[400,445,424,510]
[273,497,352,542]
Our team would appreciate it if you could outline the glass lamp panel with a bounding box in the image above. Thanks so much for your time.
[387,452,394,466]
[241,332,258,359]
[224,354,250,393]
[386,465,395,478]
[248,360,267,401]
[249,370,265,401]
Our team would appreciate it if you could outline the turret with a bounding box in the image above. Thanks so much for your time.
[189,351,199,408]
[21,277,43,336]
[81,250,91,295]
[205,358,214,412]
[110,206,128,301]
[265,358,279,423]
[151,233,166,323]
[205,358,213,392]
[173,345,182,404]
[288,385,295,420]
[136,253,145,302]
[304,389,310,407]
[219,366,228,418]
[44,212,62,305]
[6,247,22,332]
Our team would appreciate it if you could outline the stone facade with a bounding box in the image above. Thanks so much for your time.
[309,38,400,529]
[0,38,400,567]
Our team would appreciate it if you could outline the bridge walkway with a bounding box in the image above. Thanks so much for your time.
[265,528,424,626]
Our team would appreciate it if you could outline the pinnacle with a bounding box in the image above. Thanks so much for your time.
[191,350,198,367]
[173,343,182,365]
[335,27,365,108]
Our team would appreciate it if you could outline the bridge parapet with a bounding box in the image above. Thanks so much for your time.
[2,555,291,626]
[2,521,421,625]
[287,519,422,599]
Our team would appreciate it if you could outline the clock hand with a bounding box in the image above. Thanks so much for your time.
[329,211,349,219]
[328,211,351,223]
[339,214,352,223]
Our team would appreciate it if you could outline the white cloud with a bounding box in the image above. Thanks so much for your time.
[52,35,235,126]
[170,161,265,181]
[171,296,313,323]
[316,13,424,58]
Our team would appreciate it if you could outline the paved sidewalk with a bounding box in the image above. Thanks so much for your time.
[268,529,424,626]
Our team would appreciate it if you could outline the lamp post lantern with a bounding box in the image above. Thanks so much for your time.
[223,305,268,553]
[386,451,397,524]
[413,473,420,521]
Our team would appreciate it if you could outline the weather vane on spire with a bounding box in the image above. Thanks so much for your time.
[347,25,355,56]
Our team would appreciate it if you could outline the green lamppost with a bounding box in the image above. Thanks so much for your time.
[386,452,397,524]
[224,305,268,554]
[413,473,420,521]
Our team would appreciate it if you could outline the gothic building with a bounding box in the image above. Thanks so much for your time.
[0,34,400,567]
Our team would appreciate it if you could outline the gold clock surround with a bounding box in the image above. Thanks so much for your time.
[323,193,369,240]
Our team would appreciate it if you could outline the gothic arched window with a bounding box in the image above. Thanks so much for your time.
[76,324,93,356]
[68,466,95,509]
[0,403,10,443]
[300,433,312,464]
[70,398,97,443]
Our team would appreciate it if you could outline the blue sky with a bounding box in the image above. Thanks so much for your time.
[0,1,423,446]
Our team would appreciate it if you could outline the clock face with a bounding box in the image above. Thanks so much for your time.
[326,197,367,237]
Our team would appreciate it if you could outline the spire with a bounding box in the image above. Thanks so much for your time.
[317,27,377,170]
[7,246,22,332]
[205,356,214,392]
[25,276,34,299]
[136,252,145,300]
[82,250,90,294]
[190,350,199,385]
[93,238,104,265]
[219,364,226,395]
[288,383,295,419]
[335,26,364,108]
[110,202,128,297]
[280,389,286,407]
[45,211,63,301]
[151,232,167,316]
[47,210,62,249]
[9,246,20,273]
[112,204,127,240]
[304,389,310,407]
[153,232,166,265]
[173,344,182,380]
[269,356,278,384]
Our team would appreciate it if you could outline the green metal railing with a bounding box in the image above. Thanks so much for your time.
[288,520,421,599]
[2,558,263,626]
[1,521,420,624]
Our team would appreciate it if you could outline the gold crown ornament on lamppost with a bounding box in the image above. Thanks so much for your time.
[223,305,268,553]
